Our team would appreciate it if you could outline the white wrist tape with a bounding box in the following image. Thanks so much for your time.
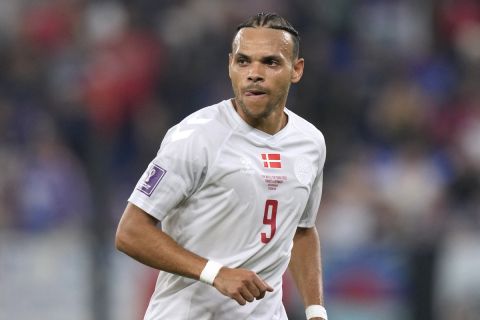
[305,305,328,320]
[199,260,223,285]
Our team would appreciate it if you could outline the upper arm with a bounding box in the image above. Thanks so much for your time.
[121,202,158,226]
[128,123,210,221]
[115,202,159,249]
[293,226,318,244]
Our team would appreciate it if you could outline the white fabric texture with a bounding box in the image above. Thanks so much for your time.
[129,99,326,320]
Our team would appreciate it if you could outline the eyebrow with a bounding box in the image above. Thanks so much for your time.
[261,55,283,63]
[234,53,250,60]
[234,52,284,62]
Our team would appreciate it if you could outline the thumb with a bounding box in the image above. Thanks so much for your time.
[264,281,274,292]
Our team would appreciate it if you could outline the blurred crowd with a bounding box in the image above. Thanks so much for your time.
[0,0,479,320]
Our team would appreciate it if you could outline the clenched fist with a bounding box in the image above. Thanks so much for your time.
[213,267,274,305]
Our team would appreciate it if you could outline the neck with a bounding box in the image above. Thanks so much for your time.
[231,99,288,135]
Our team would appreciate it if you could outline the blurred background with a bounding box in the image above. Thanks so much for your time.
[0,0,479,319]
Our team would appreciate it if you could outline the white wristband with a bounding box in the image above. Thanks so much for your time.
[305,305,328,320]
[199,260,223,285]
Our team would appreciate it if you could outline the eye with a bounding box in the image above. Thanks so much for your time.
[265,59,280,67]
[236,57,249,65]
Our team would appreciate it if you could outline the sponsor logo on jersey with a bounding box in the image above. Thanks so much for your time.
[241,157,255,175]
[170,117,212,142]
[137,164,166,196]
[261,153,282,168]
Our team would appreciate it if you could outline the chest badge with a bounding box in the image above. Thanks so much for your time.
[294,157,313,185]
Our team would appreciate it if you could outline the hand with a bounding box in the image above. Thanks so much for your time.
[212,267,274,305]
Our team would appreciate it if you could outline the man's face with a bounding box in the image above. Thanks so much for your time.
[229,27,304,123]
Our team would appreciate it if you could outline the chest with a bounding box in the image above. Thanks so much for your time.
[206,134,318,204]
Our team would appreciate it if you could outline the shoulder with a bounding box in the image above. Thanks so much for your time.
[162,100,233,150]
[286,108,326,149]
[286,109,326,170]
[179,100,224,124]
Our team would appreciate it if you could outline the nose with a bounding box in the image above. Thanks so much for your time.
[247,63,264,83]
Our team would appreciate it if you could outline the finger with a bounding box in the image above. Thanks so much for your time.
[257,290,266,300]
[251,278,273,300]
[245,281,261,298]
[253,276,274,293]
[239,286,255,303]
[232,292,246,306]
[262,278,274,292]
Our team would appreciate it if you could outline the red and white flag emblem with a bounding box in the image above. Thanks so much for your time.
[261,153,282,168]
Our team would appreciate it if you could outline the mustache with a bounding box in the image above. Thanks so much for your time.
[243,85,269,93]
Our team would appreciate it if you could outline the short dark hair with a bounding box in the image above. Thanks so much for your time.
[235,13,300,58]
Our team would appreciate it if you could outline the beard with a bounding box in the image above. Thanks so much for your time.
[232,85,289,121]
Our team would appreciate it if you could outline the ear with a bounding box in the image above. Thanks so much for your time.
[228,53,233,79]
[291,58,304,84]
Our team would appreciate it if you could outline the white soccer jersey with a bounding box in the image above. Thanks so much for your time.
[129,99,326,320]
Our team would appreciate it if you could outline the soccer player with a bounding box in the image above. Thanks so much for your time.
[116,13,327,320]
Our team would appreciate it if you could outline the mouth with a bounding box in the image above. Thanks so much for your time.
[244,88,267,97]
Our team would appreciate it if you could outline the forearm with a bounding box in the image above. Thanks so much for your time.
[288,227,325,307]
[116,203,274,305]
[115,203,207,280]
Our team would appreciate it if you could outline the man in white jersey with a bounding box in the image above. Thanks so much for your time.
[116,13,327,320]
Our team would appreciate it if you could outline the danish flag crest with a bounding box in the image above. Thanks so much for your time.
[261,153,282,168]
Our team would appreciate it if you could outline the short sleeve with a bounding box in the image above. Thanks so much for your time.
[297,140,326,228]
[128,124,208,221]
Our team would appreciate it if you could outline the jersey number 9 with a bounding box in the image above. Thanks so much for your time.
[261,199,278,244]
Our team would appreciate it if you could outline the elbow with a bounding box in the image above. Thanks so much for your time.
[115,204,155,255]
[115,224,130,254]
[115,228,124,252]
